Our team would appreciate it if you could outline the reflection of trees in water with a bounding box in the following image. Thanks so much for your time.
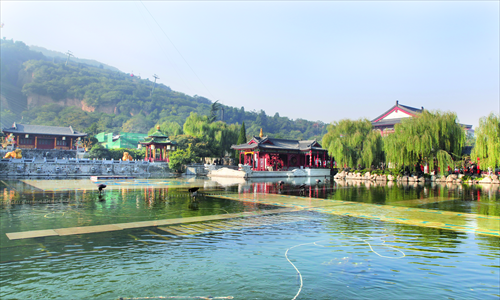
[324,182,499,215]
[419,184,500,216]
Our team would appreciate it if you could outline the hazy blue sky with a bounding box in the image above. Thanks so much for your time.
[1,1,498,128]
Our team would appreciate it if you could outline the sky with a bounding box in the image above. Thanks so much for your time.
[1,1,499,129]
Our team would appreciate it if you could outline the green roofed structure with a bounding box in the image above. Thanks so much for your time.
[139,126,177,162]
[95,132,148,149]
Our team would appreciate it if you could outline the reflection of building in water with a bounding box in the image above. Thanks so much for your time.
[237,181,328,199]
[143,187,169,207]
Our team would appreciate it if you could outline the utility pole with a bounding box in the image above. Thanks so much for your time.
[150,74,159,96]
[65,51,73,66]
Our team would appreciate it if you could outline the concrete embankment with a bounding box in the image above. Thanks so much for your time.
[0,149,175,178]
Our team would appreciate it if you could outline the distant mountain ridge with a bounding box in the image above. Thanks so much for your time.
[29,45,122,73]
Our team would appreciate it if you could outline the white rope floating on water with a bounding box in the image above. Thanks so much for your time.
[340,232,406,259]
[285,242,315,300]
[285,232,408,299]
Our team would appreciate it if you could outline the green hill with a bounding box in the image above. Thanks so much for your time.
[29,45,122,73]
[1,39,327,141]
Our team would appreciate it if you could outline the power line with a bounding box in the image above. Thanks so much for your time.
[134,2,194,94]
[65,51,74,66]
[150,74,159,96]
[140,1,216,100]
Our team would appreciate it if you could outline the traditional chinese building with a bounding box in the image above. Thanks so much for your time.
[371,101,424,136]
[1,123,87,150]
[371,101,473,136]
[231,131,331,171]
[139,126,177,162]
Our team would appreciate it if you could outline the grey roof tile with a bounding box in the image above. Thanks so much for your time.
[231,136,326,152]
[2,123,87,137]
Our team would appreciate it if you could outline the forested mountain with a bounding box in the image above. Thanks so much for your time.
[1,39,327,140]
[29,45,122,73]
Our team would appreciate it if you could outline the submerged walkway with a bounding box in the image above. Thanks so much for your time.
[5,208,298,240]
[216,193,500,237]
[5,179,500,239]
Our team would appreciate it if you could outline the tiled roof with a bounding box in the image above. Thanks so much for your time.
[139,128,176,145]
[2,123,87,137]
[371,101,423,123]
[231,136,326,152]
[140,136,176,145]
[371,118,405,127]
[148,129,169,138]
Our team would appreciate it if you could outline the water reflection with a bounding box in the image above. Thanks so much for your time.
[211,177,500,216]
[0,178,499,300]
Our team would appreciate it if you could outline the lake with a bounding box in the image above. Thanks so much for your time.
[1,177,499,300]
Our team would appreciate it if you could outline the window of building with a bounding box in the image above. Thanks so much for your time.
[19,138,34,145]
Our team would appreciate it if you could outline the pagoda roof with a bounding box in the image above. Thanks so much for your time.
[139,136,176,145]
[139,128,176,145]
[2,123,87,137]
[147,129,169,138]
[231,136,326,152]
[371,101,423,124]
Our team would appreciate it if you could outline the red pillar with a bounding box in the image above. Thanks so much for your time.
[256,152,259,171]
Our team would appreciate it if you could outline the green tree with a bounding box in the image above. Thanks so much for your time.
[85,123,99,136]
[175,135,211,161]
[0,109,17,128]
[209,100,221,122]
[183,112,210,138]
[169,144,196,172]
[148,121,183,137]
[471,113,500,170]
[182,112,239,158]
[322,119,383,169]
[88,143,111,159]
[384,110,465,175]
[122,113,152,133]
[237,121,247,145]
[211,121,239,158]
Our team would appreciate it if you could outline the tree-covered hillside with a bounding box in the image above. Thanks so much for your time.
[1,38,327,140]
[29,45,121,73]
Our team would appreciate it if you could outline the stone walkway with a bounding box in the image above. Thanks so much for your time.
[6,180,500,239]
[216,193,500,237]
[5,208,298,240]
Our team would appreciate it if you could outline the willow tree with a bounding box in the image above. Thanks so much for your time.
[384,110,465,175]
[149,121,183,137]
[183,112,239,158]
[471,113,500,170]
[322,119,383,169]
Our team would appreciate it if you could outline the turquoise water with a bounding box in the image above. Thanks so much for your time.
[1,179,499,299]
